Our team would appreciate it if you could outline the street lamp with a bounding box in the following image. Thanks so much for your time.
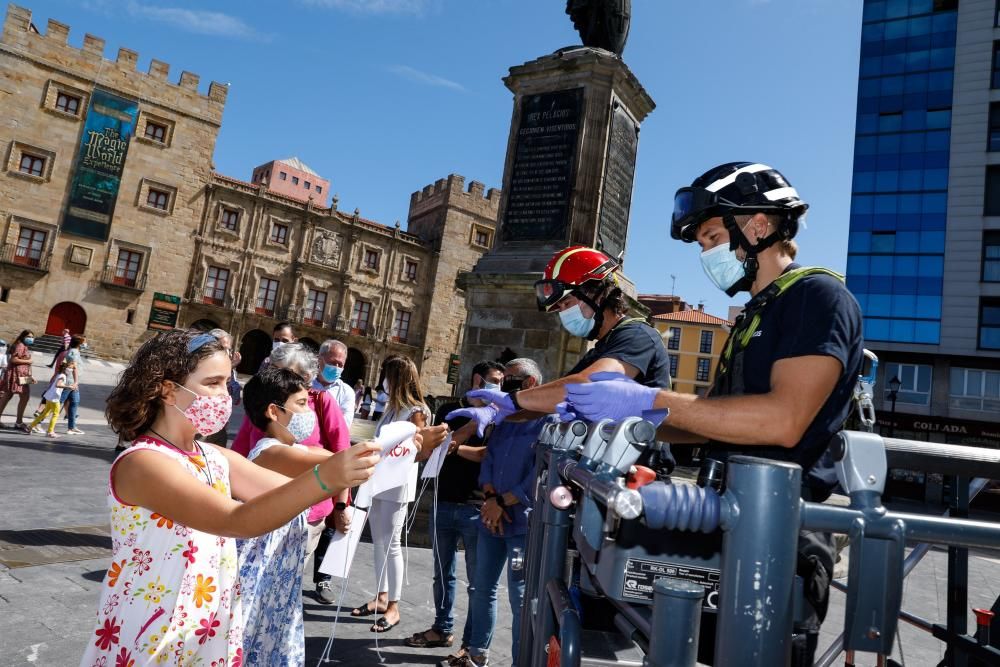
[887,375,901,437]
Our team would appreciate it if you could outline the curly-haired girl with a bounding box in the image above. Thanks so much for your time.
[80,329,379,667]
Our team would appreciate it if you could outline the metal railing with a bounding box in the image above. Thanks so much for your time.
[100,266,147,291]
[517,424,1000,667]
[0,243,51,272]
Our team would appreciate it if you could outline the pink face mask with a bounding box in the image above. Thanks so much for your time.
[173,383,232,436]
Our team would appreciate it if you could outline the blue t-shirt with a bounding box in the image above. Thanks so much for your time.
[708,267,864,493]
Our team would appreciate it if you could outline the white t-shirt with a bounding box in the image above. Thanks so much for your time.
[43,374,65,402]
[374,391,389,413]
[311,378,355,426]
[373,404,429,503]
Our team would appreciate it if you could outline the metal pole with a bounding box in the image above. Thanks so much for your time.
[518,445,552,666]
[646,578,703,667]
[531,450,574,667]
[715,456,802,667]
[946,474,970,667]
[889,392,897,438]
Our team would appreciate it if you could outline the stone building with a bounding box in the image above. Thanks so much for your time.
[182,170,499,395]
[0,4,227,360]
[0,5,499,396]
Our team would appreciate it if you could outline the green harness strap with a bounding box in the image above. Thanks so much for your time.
[717,267,844,378]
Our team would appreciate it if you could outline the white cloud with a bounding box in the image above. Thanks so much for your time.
[302,0,432,16]
[387,64,465,91]
[122,2,267,41]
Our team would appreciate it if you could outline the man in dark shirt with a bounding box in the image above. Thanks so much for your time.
[453,246,673,471]
[404,361,505,653]
[563,162,864,665]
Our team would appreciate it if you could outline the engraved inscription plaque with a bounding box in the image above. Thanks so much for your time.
[597,100,639,261]
[501,88,584,243]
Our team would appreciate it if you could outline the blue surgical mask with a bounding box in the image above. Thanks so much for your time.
[278,406,317,442]
[700,243,747,293]
[558,304,595,338]
[321,364,342,384]
[482,382,500,392]
[24,337,34,346]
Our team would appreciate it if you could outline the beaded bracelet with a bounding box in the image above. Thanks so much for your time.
[312,464,330,493]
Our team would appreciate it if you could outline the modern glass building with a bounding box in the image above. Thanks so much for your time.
[848,0,1000,445]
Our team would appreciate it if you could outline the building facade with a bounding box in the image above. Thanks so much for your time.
[0,5,498,396]
[0,4,226,360]
[650,306,730,396]
[182,171,498,396]
[847,0,999,446]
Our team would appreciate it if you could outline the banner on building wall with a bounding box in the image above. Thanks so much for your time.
[148,293,181,331]
[61,88,139,241]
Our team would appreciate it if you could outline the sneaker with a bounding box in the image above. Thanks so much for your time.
[314,580,336,605]
[46,432,60,439]
[67,428,86,435]
[32,426,45,434]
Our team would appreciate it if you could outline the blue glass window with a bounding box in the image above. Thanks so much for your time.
[869,294,892,316]
[984,231,1000,282]
[925,109,951,128]
[849,231,871,252]
[918,255,944,276]
[979,299,1000,350]
[871,232,896,252]
[916,295,942,317]
[986,166,1000,215]
[919,230,944,252]
[848,255,870,275]
[896,231,920,252]
[891,319,915,342]
[914,320,940,344]
[866,318,891,341]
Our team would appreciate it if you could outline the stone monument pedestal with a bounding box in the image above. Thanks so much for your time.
[458,47,654,387]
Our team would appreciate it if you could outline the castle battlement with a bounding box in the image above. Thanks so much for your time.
[409,172,501,217]
[1,4,228,123]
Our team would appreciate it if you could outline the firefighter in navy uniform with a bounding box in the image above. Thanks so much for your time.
[449,245,674,474]
[563,162,865,665]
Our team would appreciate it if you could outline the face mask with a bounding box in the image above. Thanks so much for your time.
[501,377,524,393]
[699,243,747,293]
[174,384,232,436]
[24,337,34,346]
[272,340,285,352]
[321,364,342,384]
[382,379,390,393]
[558,304,595,338]
[482,382,500,392]
[278,406,317,442]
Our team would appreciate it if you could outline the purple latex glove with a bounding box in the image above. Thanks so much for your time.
[445,405,499,438]
[554,401,579,422]
[564,372,660,422]
[465,388,518,420]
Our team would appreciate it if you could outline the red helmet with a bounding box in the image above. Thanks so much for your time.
[535,246,620,311]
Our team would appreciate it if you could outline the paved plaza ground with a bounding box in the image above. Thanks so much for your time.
[1,357,999,666]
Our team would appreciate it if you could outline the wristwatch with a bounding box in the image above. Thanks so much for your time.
[334,502,348,511]
[508,389,521,410]
[495,494,507,509]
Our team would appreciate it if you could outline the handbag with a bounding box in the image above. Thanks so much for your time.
[18,375,35,386]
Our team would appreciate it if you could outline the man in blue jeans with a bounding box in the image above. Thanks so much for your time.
[404,360,505,652]
[445,358,547,667]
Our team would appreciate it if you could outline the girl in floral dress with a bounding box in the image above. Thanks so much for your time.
[81,329,379,667]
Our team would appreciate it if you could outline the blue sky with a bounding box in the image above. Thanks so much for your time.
[43,0,863,318]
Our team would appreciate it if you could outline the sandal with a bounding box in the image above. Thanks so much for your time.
[350,601,386,617]
[371,616,399,633]
[404,628,454,648]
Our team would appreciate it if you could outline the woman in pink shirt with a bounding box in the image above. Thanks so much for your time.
[230,343,351,565]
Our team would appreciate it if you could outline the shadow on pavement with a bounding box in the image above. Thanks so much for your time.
[305,635,445,665]
[0,436,117,462]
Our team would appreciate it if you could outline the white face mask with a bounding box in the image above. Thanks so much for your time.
[382,378,390,393]
[272,340,285,352]
[699,243,747,293]
[558,304,595,338]
[481,381,501,392]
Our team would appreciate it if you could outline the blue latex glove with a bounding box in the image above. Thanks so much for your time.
[555,401,579,422]
[445,405,499,438]
[465,388,518,420]
[564,372,661,422]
